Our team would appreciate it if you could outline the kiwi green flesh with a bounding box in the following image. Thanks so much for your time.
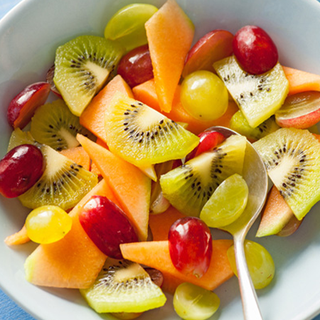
[80,259,166,313]
[30,99,94,151]
[160,135,247,217]
[105,93,199,167]
[213,56,289,128]
[7,128,35,152]
[230,110,279,141]
[18,144,98,210]
[53,35,125,116]
[253,128,320,220]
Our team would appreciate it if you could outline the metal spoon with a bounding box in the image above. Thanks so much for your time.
[208,126,268,320]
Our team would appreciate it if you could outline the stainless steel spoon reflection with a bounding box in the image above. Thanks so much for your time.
[208,126,268,320]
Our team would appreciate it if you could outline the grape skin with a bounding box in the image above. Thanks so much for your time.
[227,240,275,289]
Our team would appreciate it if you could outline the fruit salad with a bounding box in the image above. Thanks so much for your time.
[2,0,320,319]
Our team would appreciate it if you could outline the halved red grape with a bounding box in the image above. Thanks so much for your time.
[46,65,62,98]
[79,195,139,259]
[168,217,212,278]
[186,130,226,161]
[183,29,233,78]
[232,25,278,75]
[117,44,153,88]
[7,82,51,129]
[0,144,44,198]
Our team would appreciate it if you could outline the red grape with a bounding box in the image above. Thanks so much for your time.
[186,130,226,161]
[46,65,62,98]
[117,44,153,87]
[183,29,233,77]
[232,25,278,75]
[79,195,139,259]
[0,144,44,198]
[7,82,51,129]
[168,217,212,278]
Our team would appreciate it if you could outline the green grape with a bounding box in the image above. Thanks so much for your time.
[173,282,220,320]
[104,4,158,52]
[200,173,249,228]
[26,205,72,244]
[180,70,228,121]
[227,240,275,289]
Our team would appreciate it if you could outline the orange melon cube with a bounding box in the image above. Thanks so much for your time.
[59,146,90,171]
[133,78,239,134]
[79,75,133,142]
[77,134,151,241]
[24,179,119,288]
[121,239,234,292]
[149,206,186,241]
[283,66,320,96]
[145,0,194,112]
[5,224,30,246]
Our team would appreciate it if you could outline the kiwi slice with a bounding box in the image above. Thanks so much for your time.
[7,128,35,151]
[160,135,247,217]
[53,35,125,116]
[253,128,320,220]
[104,92,199,168]
[30,99,94,151]
[230,110,279,141]
[18,144,98,210]
[213,55,289,128]
[80,259,166,314]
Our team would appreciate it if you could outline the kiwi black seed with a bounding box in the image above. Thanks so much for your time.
[105,93,199,168]
[253,127,320,220]
[80,259,166,314]
[160,135,247,217]
[30,99,94,151]
[19,144,98,210]
[53,35,125,116]
[213,55,289,128]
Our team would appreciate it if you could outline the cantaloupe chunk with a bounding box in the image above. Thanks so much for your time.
[60,146,90,171]
[256,186,294,237]
[90,138,109,176]
[5,224,30,246]
[257,133,320,237]
[120,240,234,291]
[283,66,320,96]
[149,206,186,241]
[133,79,238,134]
[79,75,133,142]
[77,134,151,241]
[145,0,194,112]
[24,179,119,288]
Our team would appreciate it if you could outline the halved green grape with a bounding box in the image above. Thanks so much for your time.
[227,240,275,289]
[200,173,249,228]
[173,282,220,320]
[180,70,228,121]
[104,4,158,52]
[25,205,72,244]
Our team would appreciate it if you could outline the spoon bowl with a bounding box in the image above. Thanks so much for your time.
[208,126,268,320]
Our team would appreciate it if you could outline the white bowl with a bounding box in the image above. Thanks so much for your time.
[1,0,320,319]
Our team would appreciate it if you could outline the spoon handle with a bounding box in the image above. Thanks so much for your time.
[234,236,264,320]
